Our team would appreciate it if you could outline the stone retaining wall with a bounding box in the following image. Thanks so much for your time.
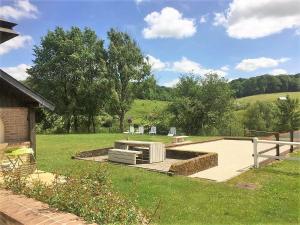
[166,149,204,159]
[169,152,218,176]
[75,147,112,158]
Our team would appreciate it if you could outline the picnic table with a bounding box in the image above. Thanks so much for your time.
[113,140,165,163]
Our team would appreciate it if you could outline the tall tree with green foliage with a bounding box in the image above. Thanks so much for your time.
[275,95,300,132]
[107,29,151,131]
[244,101,276,132]
[170,74,233,135]
[27,27,108,133]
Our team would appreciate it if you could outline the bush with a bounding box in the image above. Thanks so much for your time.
[244,101,276,132]
[3,165,148,224]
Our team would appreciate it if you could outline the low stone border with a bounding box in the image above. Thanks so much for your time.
[166,149,204,159]
[169,152,218,176]
[73,147,112,159]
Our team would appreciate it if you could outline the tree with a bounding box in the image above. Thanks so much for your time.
[133,75,157,100]
[107,29,151,131]
[27,27,108,133]
[275,95,300,132]
[244,101,276,132]
[170,74,234,135]
[76,29,109,133]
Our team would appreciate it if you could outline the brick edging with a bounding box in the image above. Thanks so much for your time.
[0,189,95,225]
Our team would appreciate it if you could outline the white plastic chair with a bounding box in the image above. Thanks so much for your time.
[129,126,135,134]
[168,127,176,136]
[123,126,135,134]
[149,126,157,135]
[136,126,144,134]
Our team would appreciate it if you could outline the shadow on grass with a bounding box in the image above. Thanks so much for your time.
[263,167,300,177]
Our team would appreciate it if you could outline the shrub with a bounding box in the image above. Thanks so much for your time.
[244,101,276,132]
[3,165,148,224]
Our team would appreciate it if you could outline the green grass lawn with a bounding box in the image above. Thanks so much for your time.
[237,92,300,105]
[36,133,300,225]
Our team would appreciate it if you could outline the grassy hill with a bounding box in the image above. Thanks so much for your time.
[125,99,169,123]
[120,92,300,127]
[236,92,300,105]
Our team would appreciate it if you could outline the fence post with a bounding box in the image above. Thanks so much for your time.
[290,130,294,153]
[275,133,280,158]
[253,137,259,168]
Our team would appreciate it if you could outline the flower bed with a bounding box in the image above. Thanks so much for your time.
[2,165,148,224]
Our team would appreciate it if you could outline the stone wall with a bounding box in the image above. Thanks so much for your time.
[169,152,218,176]
[0,107,29,143]
[75,147,111,158]
[166,149,204,159]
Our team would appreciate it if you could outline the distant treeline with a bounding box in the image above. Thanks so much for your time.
[229,74,300,98]
[137,74,300,101]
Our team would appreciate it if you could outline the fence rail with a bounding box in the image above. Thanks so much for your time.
[253,138,300,168]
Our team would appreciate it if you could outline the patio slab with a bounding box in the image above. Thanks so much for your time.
[171,139,291,182]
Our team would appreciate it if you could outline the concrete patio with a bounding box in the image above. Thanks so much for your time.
[171,139,291,182]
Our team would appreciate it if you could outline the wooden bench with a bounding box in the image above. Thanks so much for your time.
[108,149,142,165]
[172,136,189,143]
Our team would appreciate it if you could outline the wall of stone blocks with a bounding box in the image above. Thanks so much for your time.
[169,152,218,176]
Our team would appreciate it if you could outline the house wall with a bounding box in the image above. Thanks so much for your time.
[0,119,4,143]
[0,107,29,143]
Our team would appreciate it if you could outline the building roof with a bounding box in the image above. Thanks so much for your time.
[0,69,55,110]
[0,19,18,43]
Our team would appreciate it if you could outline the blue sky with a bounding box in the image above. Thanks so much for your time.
[1,0,299,86]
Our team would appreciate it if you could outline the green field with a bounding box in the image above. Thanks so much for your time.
[36,133,300,225]
[237,92,300,105]
[125,99,169,123]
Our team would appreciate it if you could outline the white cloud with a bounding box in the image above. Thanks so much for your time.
[1,64,31,80]
[171,57,227,76]
[213,13,227,26]
[221,65,230,71]
[0,0,38,20]
[146,55,167,71]
[270,68,288,75]
[143,7,196,39]
[172,57,203,74]
[235,57,290,72]
[0,35,32,55]
[199,15,207,24]
[213,0,300,39]
[163,78,179,87]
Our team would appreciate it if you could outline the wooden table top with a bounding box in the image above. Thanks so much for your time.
[115,140,162,145]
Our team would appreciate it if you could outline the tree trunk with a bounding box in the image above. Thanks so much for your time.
[74,115,78,132]
[87,115,91,133]
[65,116,71,133]
[92,115,96,133]
[290,130,294,153]
[119,111,125,132]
